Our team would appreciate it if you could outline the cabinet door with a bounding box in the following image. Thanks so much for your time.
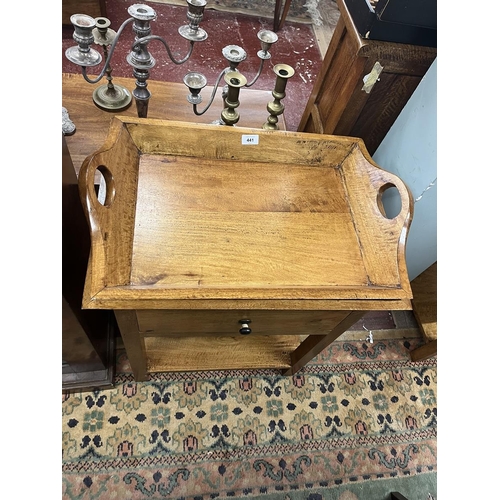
[298,0,436,155]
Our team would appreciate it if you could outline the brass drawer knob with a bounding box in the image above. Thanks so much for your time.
[238,319,252,335]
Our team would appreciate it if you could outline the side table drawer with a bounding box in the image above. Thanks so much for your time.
[136,310,351,336]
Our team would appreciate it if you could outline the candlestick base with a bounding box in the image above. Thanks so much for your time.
[93,83,133,111]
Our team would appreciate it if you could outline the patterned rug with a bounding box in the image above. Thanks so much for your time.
[147,0,322,25]
[62,338,437,499]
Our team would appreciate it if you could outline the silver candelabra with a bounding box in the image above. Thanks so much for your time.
[65,1,294,128]
[65,1,208,117]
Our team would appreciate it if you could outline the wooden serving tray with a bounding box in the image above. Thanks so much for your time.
[78,116,413,378]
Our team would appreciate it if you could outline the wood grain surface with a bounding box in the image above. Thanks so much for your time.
[136,310,351,336]
[145,335,303,372]
[78,116,413,308]
[410,262,437,361]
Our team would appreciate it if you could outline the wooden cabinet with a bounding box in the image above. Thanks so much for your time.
[77,116,414,381]
[62,133,115,391]
[298,0,436,155]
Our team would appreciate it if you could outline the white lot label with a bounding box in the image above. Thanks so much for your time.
[241,134,259,145]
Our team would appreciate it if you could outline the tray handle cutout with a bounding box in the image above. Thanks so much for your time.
[95,164,116,207]
[368,169,412,230]
[377,182,402,220]
[80,151,115,213]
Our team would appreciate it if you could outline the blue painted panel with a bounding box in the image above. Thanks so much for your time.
[373,58,437,281]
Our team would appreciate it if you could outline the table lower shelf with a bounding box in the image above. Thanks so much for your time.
[115,310,368,380]
[145,335,303,373]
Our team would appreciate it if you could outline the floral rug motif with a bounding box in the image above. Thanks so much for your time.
[62,339,437,499]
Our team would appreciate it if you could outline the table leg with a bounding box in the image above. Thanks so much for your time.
[114,310,149,381]
[273,0,282,31]
[283,311,365,375]
[410,338,437,361]
[273,0,293,31]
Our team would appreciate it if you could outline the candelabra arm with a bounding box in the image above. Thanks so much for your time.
[81,17,134,84]
[245,58,265,87]
[244,29,278,87]
[192,68,226,115]
[131,35,195,65]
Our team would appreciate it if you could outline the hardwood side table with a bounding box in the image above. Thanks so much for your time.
[76,115,414,381]
[298,0,436,155]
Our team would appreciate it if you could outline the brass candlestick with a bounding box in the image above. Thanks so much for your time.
[183,30,278,125]
[263,63,295,130]
[220,71,247,126]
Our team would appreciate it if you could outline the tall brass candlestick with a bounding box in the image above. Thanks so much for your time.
[220,71,247,126]
[263,63,295,130]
